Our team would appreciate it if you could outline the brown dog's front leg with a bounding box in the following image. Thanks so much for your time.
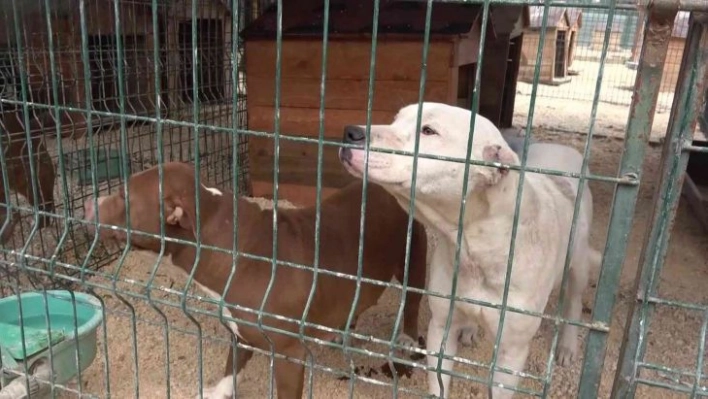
[223,339,253,382]
[196,339,253,399]
[273,343,306,399]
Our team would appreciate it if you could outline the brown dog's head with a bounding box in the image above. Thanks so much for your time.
[83,162,216,251]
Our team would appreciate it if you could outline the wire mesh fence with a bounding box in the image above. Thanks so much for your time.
[0,0,251,297]
[514,2,689,139]
[0,0,707,399]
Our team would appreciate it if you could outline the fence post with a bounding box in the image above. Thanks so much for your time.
[575,2,679,398]
[612,11,708,398]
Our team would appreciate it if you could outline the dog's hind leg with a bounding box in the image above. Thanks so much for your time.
[490,335,532,399]
[273,343,307,399]
[426,317,462,398]
[556,253,590,366]
[197,341,253,399]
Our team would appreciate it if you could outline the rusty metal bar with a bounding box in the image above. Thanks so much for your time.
[612,11,708,399]
[575,2,681,398]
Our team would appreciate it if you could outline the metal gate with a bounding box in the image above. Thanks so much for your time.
[0,0,707,398]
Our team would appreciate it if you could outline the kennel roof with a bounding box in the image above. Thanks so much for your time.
[241,0,527,39]
[527,6,570,29]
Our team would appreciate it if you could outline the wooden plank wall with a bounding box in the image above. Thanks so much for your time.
[245,38,453,204]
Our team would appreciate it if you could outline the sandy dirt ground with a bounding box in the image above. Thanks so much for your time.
[27,121,705,399]
[513,61,683,143]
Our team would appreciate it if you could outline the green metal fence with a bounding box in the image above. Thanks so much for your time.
[0,0,707,398]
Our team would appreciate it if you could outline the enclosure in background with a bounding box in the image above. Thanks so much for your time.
[516,5,690,143]
[0,0,251,295]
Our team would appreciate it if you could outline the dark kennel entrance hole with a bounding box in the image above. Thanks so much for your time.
[457,62,478,109]
[178,19,225,104]
[568,31,576,68]
[554,30,567,79]
[87,35,120,114]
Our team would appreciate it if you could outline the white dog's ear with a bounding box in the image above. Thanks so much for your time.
[482,144,517,185]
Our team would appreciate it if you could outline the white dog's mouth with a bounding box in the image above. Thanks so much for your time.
[339,148,407,186]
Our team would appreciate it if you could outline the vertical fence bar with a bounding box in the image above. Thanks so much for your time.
[260,0,283,395]
[298,0,330,396]
[574,2,679,397]
[612,11,708,399]
[225,0,245,394]
[145,1,172,397]
[543,0,618,396]
[185,1,206,397]
[346,0,381,395]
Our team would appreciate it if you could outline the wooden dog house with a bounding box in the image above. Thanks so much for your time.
[518,6,574,85]
[566,8,582,74]
[242,0,529,205]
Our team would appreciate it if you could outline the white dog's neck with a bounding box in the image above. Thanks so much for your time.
[392,173,522,258]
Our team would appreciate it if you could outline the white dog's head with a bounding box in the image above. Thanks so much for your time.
[339,102,519,228]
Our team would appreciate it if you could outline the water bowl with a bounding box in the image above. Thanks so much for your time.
[0,290,103,392]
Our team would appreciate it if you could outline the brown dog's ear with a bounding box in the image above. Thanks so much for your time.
[164,197,195,234]
[482,144,517,184]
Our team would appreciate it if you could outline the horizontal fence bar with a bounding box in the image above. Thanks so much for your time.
[402,0,638,10]
[683,144,708,153]
[637,361,708,389]
[645,295,708,312]
[1,230,612,335]
[0,103,637,186]
[634,379,708,396]
[399,0,708,11]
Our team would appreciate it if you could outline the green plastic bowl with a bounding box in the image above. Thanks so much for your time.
[0,290,103,385]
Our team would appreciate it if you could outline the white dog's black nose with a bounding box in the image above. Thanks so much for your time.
[343,125,366,144]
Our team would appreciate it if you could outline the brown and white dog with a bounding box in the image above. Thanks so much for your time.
[82,161,428,399]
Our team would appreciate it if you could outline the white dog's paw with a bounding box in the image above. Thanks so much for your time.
[555,345,578,367]
[458,325,482,348]
[195,375,239,399]
[395,333,418,351]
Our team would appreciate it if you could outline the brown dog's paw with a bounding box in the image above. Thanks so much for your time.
[409,336,427,361]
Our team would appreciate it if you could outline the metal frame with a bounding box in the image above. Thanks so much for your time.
[1,0,707,398]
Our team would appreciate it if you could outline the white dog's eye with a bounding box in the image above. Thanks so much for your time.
[421,125,438,136]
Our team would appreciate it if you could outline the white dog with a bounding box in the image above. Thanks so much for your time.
[339,103,601,398]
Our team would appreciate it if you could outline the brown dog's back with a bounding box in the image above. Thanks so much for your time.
[187,180,427,344]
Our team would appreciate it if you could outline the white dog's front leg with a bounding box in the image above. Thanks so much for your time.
[427,319,461,398]
[488,338,531,399]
